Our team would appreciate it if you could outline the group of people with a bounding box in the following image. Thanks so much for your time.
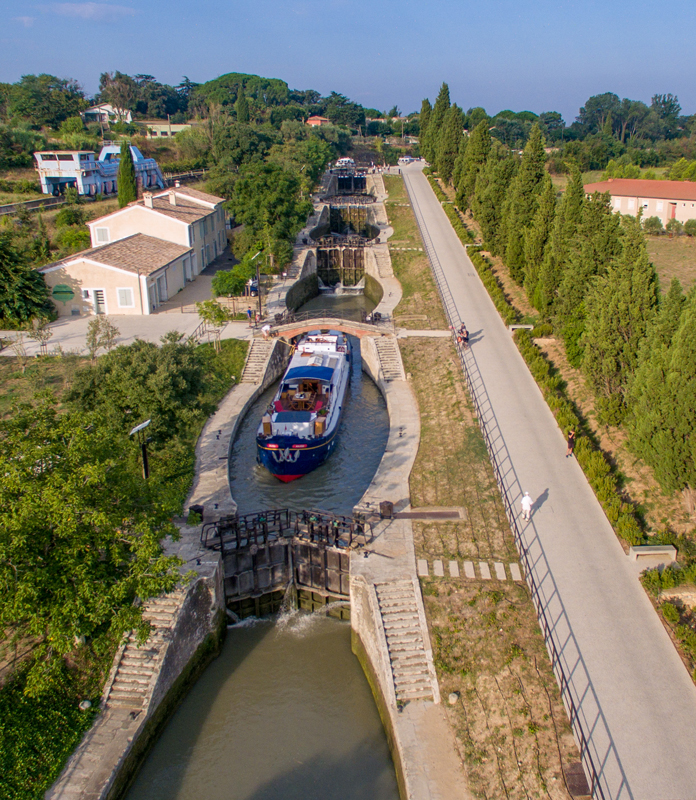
[454,323,469,349]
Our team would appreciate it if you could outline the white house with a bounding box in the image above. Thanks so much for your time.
[584,178,696,227]
[39,234,193,317]
[86,186,228,275]
[81,103,133,124]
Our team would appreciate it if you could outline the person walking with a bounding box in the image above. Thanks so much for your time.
[521,491,533,521]
[566,430,576,458]
[246,306,253,326]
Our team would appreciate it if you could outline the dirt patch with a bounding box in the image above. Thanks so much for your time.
[0,353,88,417]
[400,336,578,798]
[645,234,696,292]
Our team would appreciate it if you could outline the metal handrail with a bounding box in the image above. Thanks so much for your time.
[404,172,631,800]
[264,308,394,331]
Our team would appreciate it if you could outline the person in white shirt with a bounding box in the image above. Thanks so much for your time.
[521,491,533,521]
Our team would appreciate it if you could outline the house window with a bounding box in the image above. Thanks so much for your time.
[657,201,664,212]
[117,288,134,308]
[627,199,635,210]
[57,154,74,162]
[202,218,208,236]
[189,225,195,244]
[95,227,110,243]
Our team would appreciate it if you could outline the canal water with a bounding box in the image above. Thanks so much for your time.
[125,292,398,800]
[126,615,399,800]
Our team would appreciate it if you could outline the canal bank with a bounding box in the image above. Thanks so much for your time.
[47,166,469,800]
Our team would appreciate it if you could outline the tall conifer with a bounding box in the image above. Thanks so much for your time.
[435,104,464,183]
[117,141,137,208]
[419,98,432,155]
[502,124,546,282]
[581,216,658,418]
[423,83,450,163]
[456,120,491,209]
[523,173,556,301]
[472,154,516,252]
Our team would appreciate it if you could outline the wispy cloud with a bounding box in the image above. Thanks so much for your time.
[46,3,137,21]
[13,16,36,27]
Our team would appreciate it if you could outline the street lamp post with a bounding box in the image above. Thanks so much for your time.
[129,419,152,480]
[251,250,263,321]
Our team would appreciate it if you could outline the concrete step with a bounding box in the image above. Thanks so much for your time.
[396,686,433,701]
[386,633,424,647]
[109,688,147,703]
[114,668,153,683]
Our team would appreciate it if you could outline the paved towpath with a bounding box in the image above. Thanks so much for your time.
[403,164,696,800]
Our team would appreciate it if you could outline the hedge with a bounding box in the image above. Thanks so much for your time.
[468,247,519,325]
[514,329,645,546]
[443,203,475,244]
[426,174,448,203]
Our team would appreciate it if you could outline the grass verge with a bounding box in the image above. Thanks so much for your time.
[399,336,578,799]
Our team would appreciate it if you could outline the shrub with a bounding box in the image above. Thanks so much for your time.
[427,174,448,203]
[212,268,248,297]
[54,207,84,227]
[684,219,696,237]
[643,216,664,235]
[666,218,684,237]
[443,204,475,243]
[662,602,681,625]
[531,323,553,337]
[468,247,519,325]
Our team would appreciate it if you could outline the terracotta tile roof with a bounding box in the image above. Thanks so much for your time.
[168,186,225,204]
[584,178,696,202]
[42,234,191,276]
[140,194,214,223]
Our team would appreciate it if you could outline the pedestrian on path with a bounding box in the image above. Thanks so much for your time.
[566,430,576,458]
[521,492,533,521]
[246,307,253,326]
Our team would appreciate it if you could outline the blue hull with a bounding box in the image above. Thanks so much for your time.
[257,428,340,481]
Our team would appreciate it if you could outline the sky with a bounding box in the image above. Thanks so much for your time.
[2,0,696,123]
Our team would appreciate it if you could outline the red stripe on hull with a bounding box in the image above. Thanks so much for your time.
[273,474,303,483]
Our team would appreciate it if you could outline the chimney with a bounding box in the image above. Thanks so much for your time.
[169,190,177,206]
[143,192,153,209]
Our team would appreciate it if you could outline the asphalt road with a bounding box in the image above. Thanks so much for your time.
[403,163,696,800]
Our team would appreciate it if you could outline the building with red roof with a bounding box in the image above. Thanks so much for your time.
[583,178,696,226]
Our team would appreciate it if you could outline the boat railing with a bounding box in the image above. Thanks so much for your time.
[200,508,373,552]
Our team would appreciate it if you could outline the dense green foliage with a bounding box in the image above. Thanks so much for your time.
[0,231,53,326]
[117,141,137,207]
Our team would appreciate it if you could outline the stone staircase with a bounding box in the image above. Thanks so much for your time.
[375,581,434,703]
[373,247,393,278]
[240,339,274,383]
[374,336,405,381]
[104,591,185,710]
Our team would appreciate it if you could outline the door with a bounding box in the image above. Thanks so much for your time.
[156,275,168,303]
[93,289,106,315]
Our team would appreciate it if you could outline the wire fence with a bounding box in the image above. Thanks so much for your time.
[403,171,631,800]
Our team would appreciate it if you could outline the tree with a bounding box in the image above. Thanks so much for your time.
[419,98,432,149]
[9,74,86,128]
[98,71,138,120]
[0,232,54,325]
[471,153,516,253]
[27,318,53,355]
[523,173,556,300]
[117,141,137,208]
[502,124,547,282]
[536,161,584,315]
[628,294,696,491]
[576,93,621,135]
[643,216,664,235]
[435,104,464,184]
[684,219,696,237]
[651,93,681,139]
[0,401,181,695]
[666,218,683,237]
[85,316,120,361]
[456,119,491,209]
[422,83,450,163]
[235,89,250,123]
[581,217,658,421]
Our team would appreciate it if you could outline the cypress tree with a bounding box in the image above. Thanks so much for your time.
[419,98,432,155]
[536,161,585,315]
[581,216,658,420]
[235,89,250,123]
[423,83,450,163]
[456,119,491,209]
[451,133,468,191]
[628,295,696,491]
[502,124,547,282]
[554,192,622,365]
[117,141,137,208]
[435,104,464,184]
[523,173,556,301]
[472,153,516,253]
